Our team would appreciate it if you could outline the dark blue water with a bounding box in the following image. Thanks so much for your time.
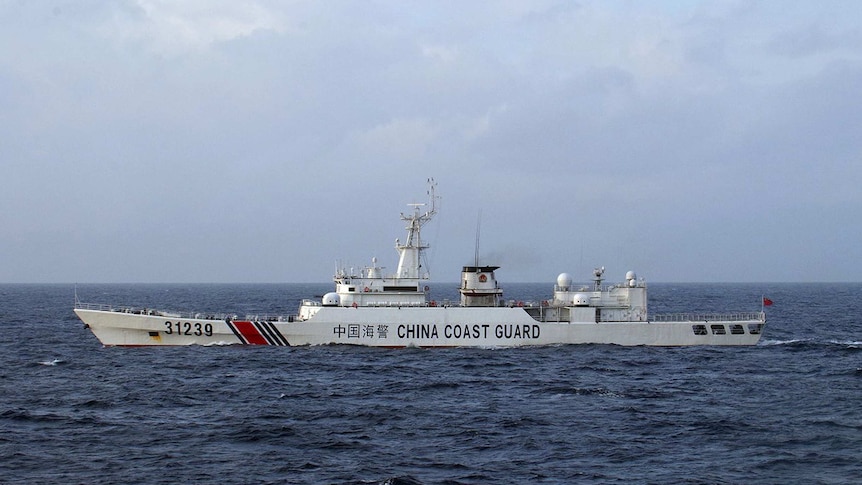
[1,283,860,484]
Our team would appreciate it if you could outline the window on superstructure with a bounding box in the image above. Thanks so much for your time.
[692,325,707,335]
[710,324,726,335]
[730,324,744,335]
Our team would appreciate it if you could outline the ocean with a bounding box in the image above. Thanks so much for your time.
[1,282,860,484]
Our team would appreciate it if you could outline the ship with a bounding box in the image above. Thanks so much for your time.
[74,180,766,347]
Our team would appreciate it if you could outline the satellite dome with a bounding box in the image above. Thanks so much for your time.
[322,292,340,306]
[625,271,637,281]
[557,273,573,289]
[573,293,589,306]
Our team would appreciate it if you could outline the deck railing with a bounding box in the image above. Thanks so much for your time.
[650,312,764,322]
[74,301,292,322]
[74,302,116,312]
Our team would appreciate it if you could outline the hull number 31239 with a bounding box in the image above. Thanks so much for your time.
[164,321,213,337]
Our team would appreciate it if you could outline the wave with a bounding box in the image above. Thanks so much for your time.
[37,358,64,366]
[380,476,424,485]
[0,408,99,425]
[760,338,861,349]
[759,338,809,346]
[828,340,862,348]
[535,385,623,399]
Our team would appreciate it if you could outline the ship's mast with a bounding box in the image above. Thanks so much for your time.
[474,210,482,267]
[395,178,438,279]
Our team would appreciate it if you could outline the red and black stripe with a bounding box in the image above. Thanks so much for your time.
[226,319,289,346]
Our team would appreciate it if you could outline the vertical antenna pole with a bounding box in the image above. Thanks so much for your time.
[474,210,482,267]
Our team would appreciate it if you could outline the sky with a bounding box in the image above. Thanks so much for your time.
[1,0,861,283]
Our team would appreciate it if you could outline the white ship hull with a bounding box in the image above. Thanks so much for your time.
[74,306,765,347]
[73,180,768,348]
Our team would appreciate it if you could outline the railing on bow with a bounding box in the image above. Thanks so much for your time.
[74,301,293,322]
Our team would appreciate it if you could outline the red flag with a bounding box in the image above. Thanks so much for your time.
[763,297,773,306]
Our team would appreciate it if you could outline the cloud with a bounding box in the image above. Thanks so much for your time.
[95,0,291,55]
[348,117,439,161]
[421,43,459,64]
[2,1,862,282]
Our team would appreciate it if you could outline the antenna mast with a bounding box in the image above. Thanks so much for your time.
[474,210,482,267]
[395,178,439,279]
